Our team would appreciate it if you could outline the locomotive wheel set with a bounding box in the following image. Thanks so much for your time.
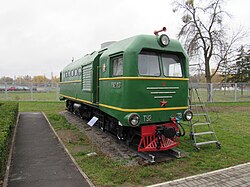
[59,28,193,152]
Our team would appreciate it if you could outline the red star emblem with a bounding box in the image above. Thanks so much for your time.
[160,99,167,107]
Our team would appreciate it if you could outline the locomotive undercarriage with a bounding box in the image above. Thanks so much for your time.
[66,100,135,143]
[65,99,184,152]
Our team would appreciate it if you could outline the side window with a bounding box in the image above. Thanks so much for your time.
[74,69,78,76]
[112,56,123,76]
[138,52,160,76]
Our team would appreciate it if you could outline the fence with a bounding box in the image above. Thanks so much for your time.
[0,82,60,101]
[190,82,250,102]
[0,82,249,102]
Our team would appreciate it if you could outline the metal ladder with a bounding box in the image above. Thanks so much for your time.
[188,87,221,151]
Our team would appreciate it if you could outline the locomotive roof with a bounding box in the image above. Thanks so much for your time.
[62,51,99,71]
[100,34,187,57]
[62,34,187,71]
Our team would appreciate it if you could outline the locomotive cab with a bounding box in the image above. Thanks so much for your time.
[60,32,192,152]
[99,36,190,124]
[98,34,191,151]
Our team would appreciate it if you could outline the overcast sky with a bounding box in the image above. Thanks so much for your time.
[0,0,249,79]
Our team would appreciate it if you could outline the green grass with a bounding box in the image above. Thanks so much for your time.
[194,88,250,102]
[0,90,59,101]
[18,101,65,113]
[19,101,250,186]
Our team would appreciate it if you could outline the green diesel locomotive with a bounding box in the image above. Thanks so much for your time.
[60,28,193,152]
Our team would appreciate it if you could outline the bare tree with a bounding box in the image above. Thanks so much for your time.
[172,0,246,101]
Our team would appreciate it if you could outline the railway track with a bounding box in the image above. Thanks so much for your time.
[60,111,187,165]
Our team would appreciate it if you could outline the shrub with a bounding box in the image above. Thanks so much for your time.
[0,102,18,178]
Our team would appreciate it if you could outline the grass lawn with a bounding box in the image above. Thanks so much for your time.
[0,90,59,101]
[18,101,250,187]
[193,88,250,102]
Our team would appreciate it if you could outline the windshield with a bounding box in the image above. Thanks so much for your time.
[138,52,160,76]
[138,52,183,77]
[162,54,182,77]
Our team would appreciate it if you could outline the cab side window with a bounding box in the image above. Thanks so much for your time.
[112,56,123,76]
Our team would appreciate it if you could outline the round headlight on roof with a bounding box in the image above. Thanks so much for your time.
[158,34,170,47]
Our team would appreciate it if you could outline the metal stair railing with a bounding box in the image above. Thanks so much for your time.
[188,87,221,151]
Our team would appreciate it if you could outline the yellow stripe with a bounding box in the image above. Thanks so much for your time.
[60,94,92,104]
[99,77,189,81]
[99,103,188,112]
[59,80,81,84]
[60,94,188,112]
[60,78,188,82]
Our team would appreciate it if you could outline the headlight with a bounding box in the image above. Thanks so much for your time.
[128,113,140,127]
[183,109,193,121]
[158,34,170,47]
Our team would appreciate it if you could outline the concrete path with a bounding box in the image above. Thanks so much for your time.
[7,112,91,187]
[148,162,250,187]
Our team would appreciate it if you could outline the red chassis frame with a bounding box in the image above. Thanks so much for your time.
[138,120,180,152]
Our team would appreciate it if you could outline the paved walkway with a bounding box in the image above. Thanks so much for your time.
[148,162,250,187]
[7,112,91,187]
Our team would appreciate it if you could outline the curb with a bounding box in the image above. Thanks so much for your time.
[42,112,95,187]
[147,162,250,187]
[3,113,20,187]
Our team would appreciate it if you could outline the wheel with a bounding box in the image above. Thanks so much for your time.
[117,133,124,140]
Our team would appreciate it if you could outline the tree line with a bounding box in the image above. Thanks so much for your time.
[0,75,60,84]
